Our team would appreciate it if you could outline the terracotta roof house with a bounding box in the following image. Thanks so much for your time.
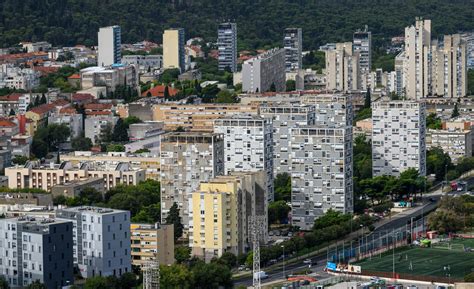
[141,85,179,98]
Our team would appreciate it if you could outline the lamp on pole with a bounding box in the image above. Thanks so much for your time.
[281,245,285,279]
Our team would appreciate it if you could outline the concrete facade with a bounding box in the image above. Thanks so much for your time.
[325,42,360,92]
[98,26,122,67]
[130,223,175,268]
[284,28,303,72]
[218,23,237,72]
[163,28,185,72]
[242,48,286,93]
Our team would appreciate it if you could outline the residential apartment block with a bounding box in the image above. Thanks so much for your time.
[163,28,185,72]
[159,132,224,229]
[56,206,131,278]
[290,127,353,230]
[372,101,426,176]
[325,42,360,92]
[98,26,122,67]
[130,223,175,268]
[0,217,74,289]
[189,171,268,261]
[80,65,138,93]
[214,114,274,201]
[259,105,316,175]
[84,115,119,144]
[242,48,286,93]
[5,161,145,192]
[427,128,472,164]
[353,26,372,75]
[217,23,237,72]
[284,28,303,72]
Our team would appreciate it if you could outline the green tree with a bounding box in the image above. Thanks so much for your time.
[191,260,233,289]
[269,83,276,92]
[175,246,191,264]
[71,136,93,151]
[26,281,47,289]
[112,118,129,142]
[123,116,142,126]
[84,276,111,289]
[134,148,150,154]
[218,252,237,268]
[160,264,192,289]
[268,200,291,224]
[364,89,371,108]
[164,85,170,99]
[118,272,138,289]
[426,113,442,129]
[285,80,296,92]
[426,147,452,181]
[465,272,474,282]
[12,155,29,165]
[274,173,291,201]
[31,139,49,158]
[132,204,161,223]
[215,90,237,103]
[166,202,184,240]
[452,103,460,118]
[428,210,463,234]
[0,276,9,289]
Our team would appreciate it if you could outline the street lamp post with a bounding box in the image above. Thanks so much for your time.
[281,245,285,279]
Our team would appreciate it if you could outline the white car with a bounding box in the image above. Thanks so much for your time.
[303,259,312,264]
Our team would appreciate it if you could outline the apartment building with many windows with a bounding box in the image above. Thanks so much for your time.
[372,100,426,176]
[217,23,237,72]
[130,223,175,268]
[55,206,131,279]
[0,217,74,289]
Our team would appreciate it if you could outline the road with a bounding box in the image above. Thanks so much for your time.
[233,176,474,288]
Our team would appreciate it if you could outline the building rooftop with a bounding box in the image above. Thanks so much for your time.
[59,206,126,215]
[2,216,71,234]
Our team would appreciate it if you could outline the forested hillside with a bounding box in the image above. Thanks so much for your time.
[1,0,473,50]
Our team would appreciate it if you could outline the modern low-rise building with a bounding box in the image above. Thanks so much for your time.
[0,217,74,289]
[56,206,131,278]
[130,223,174,268]
[50,178,105,198]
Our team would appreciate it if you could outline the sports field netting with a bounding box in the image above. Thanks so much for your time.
[354,246,474,279]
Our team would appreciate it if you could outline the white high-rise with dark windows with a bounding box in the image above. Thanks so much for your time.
[284,28,303,72]
[353,26,372,75]
[218,23,237,72]
[98,26,121,67]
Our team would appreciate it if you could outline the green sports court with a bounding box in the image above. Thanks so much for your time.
[354,240,474,280]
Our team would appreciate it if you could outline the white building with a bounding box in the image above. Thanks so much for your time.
[0,65,40,91]
[427,128,472,164]
[48,110,83,139]
[0,217,74,289]
[353,26,372,75]
[242,48,286,93]
[372,101,426,176]
[259,105,315,175]
[325,42,360,92]
[218,23,237,72]
[80,65,138,93]
[284,28,303,72]
[98,26,122,67]
[56,206,131,278]
[214,114,274,201]
[84,115,119,144]
[121,55,162,74]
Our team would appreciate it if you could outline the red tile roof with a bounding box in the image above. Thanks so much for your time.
[84,103,112,110]
[29,99,70,115]
[141,85,179,98]
[33,66,59,76]
[0,119,17,127]
[86,111,113,116]
[0,93,22,101]
[72,93,94,102]
[59,107,77,114]
[68,73,81,80]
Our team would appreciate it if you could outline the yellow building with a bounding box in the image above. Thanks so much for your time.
[130,223,175,268]
[189,172,268,262]
[163,28,185,72]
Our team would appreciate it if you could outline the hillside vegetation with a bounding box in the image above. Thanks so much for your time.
[1,0,473,50]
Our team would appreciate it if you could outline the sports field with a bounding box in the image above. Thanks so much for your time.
[354,244,474,279]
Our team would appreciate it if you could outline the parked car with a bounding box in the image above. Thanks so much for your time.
[303,259,312,264]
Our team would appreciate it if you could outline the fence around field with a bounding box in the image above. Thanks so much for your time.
[360,270,461,283]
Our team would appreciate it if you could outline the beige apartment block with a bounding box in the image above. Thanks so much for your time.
[325,42,360,92]
[130,223,175,268]
[163,28,185,72]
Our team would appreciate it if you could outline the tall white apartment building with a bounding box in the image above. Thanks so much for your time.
[0,217,74,289]
[214,114,274,201]
[98,26,122,67]
[431,34,467,98]
[353,26,372,74]
[290,127,353,230]
[56,206,131,279]
[404,18,431,100]
[259,105,315,175]
[325,42,360,92]
[372,101,426,177]
[159,132,224,228]
[163,28,185,72]
[218,23,237,72]
[242,48,286,93]
[284,28,303,72]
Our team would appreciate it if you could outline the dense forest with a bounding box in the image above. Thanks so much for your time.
[1,0,473,50]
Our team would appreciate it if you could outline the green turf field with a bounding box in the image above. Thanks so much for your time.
[354,246,474,279]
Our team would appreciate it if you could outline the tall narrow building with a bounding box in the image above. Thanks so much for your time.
[353,26,372,75]
[325,42,360,92]
[372,101,426,177]
[98,26,121,66]
[431,34,467,98]
[163,28,185,72]
[160,132,224,228]
[284,28,303,72]
[218,23,237,72]
[214,114,274,201]
[404,18,431,100]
